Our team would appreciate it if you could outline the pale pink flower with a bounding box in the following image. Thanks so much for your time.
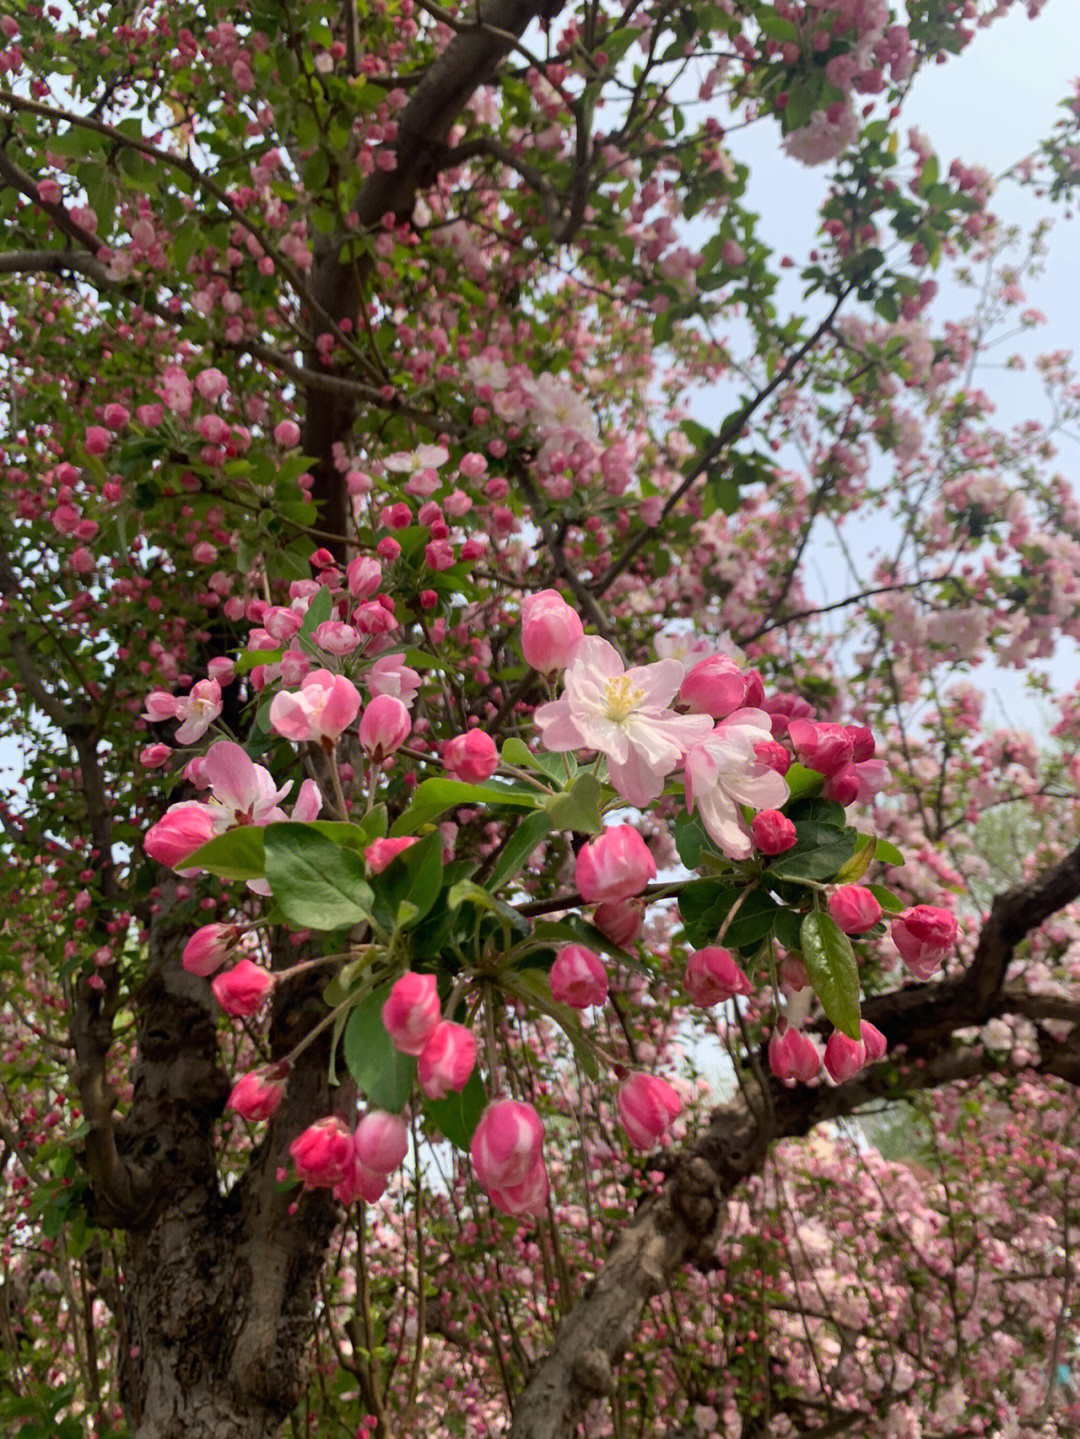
[202,741,291,828]
[367,653,422,706]
[683,710,789,859]
[173,679,223,744]
[384,444,449,473]
[270,669,361,746]
[535,636,712,807]
[418,1021,477,1099]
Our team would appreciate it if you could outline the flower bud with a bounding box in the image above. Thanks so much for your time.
[683,946,753,1007]
[418,1021,478,1099]
[617,1073,681,1149]
[576,826,656,904]
[358,694,411,759]
[442,730,498,783]
[354,1111,409,1173]
[346,555,382,598]
[828,884,882,935]
[860,1019,887,1063]
[891,905,958,979]
[471,1099,544,1192]
[751,809,797,855]
[364,836,419,874]
[271,669,362,745]
[520,590,584,672]
[488,1157,549,1218]
[334,1154,387,1205]
[823,1030,867,1084]
[228,1065,287,1122]
[768,1023,821,1086]
[549,945,608,1009]
[381,972,441,1055]
[211,959,276,1017]
[787,719,854,778]
[753,738,791,776]
[144,802,216,869]
[182,922,238,976]
[822,763,860,806]
[679,655,747,719]
[290,1116,355,1188]
[592,899,643,948]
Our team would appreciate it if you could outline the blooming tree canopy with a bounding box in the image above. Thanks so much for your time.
[2,1,1080,1437]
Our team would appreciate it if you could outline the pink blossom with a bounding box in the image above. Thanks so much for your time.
[618,1073,681,1148]
[471,1099,544,1192]
[683,946,753,1007]
[274,419,301,447]
[202,741,291,827]
[211,959,276,1017]
[270,669,362,745]
[828,885,883,935]
[592,898,643,947]
[549,945,608,1009]
[290,1116,355,1189]
[768,1023,821,1085]
[346,555,382,598]
[313,621,360,655]
[139,743,172,769]
[488,1157,549,1218]
[367,654,422,705]
[173,679,223,744]
[418,1022,478,1099]
[365,836,419,874]
[228,1066,287,1121]
[752,809,797,855]
[576,826,656,903]
[144,802,217,868]
[535,636,712,807]
[684,711,790,859]
[679,655,748,719]
[291,779,323,823]
[354,1112,408,1173]
[443,730,498,783]
[823,1030,867,1084]
[358,695,411,758]
[861,1019,888,1063]
[787,719,854,778]
[84,425,111,456]
[182,923,238,976]
[520,590,584,672]
[892,905,958,979]
[143,690,179,723]
[382,972,440,1055]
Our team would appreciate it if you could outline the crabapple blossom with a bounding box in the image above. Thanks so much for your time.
[170,679,223,744]
[861,1019,888,1063]
[684,711,790,859]
[679,654,749,719]
[354,1112,409,1173]
[143,802,217,868]
[270,669,362,745]
[576,826,656,903]
[892,906,959,979]
[366,654,422,705]
[364,836,419,873]
[823,1031,867,1084]
[617,1073,681,1149]
[358,695,411,759]
[768,1023,821,1085]
[592,898,643,947]
[442,729,498,783]
[752,809,797,854]
[211,959,276,1017]
[828,885,883,934]
[535,636,712,807]
[290,1117,356,1189]
[418,1022,478,1099]
[519,589,584,672]
[683,946,753,1007]
[470,1099,544,1192]
[228,1067,287,1121]
[181,923,238,976]
[549,945,608,1009]
[382,972,441,1055]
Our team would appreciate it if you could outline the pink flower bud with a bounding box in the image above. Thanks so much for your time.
[228,1065,287,1122]
[364,836,419,874]
[768,1023,821,1085]
[848,725,875,762]
[788,719,854,778]
[313,621,360,656]
[334,1153,387,1205]
[753,738,792,775]
[274,419,301,447]
[679,655,747,719]
[211,960,276,1017]
[576,826,656,904]
[367,654,422,705]
[143,689,179,722]
[140,743,173,769]
[828,885,882,935]
[358,695,411,759]
[549,945,608,1009]
[347,555,383,598]
[290,1116,355,1188]
[418,1021,478,1099]
[488,1157,549,1218]
[270,669,362,745]
[822,763,860,805]
[683,946,753,1007]
[891,905,958,979]
[752,809,797,855]
[471,1099,544,1191]
[442,730,498,783]
[617,1073,681,1149]
[84,425,111,456]
[182,923,238,976]
[355,1111,409,1173]
[779,954,811,993]
[823,1030,867,1084]
[144,802,216,869]
[381,972,440,1055]
[860,1019,887,1063]
[519,590,584,672]
[592,899,643,948]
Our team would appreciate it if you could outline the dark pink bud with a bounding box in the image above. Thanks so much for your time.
[354,1111,409,1173]
[549,945,608,1009]
[828,884,882,935]
[442,730,498,783]
[788,719,854,778]
[364,836,419,874]
[823,1030,867,1084]
[381,972,440,1055]
[679,655,747,719]
[418,1021,477,1099]
[617,1073,681,1149]
[576,826,656,903]
[228,1065,287,1122]
[768,1023,820,1085]
[592,899,643,948]
[182,922,238,976]
[753,739,791,776]
[143,802,216,869]
[358,694,411,759]
[822,764,861,806]
[751,809,797,855]
[471,1099,544,1191]
[891,905,958,979]
[860,1019,887,1063]
[683,946,753,1007]
[211,959,276,1017]
[290,1116,355,1189]
[487,1156,550,1218]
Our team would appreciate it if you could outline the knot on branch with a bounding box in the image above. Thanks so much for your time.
[570,1347,614,1397]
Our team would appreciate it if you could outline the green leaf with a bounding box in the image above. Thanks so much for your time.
[423,1068,486,1150]
[543,772,604,833]
[800,910,861,1040]
[371,832,443,929]
[758,11,799,42]
[767,822,858,883]
[867,883,906,914]
[309,811,388,851]
[263,823,373,930]
[674,809,715,870]
[184,827,266,881]
[834,835,876,884]
[390,778,541,836]
[487,810,552,890]
[783,763,825,800]
[874,837,905,867]
[343,988,416,1110]
[679,882,778,953]
[233,647,284,676]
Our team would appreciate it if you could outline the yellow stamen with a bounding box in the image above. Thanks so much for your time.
[604,675,644,722]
